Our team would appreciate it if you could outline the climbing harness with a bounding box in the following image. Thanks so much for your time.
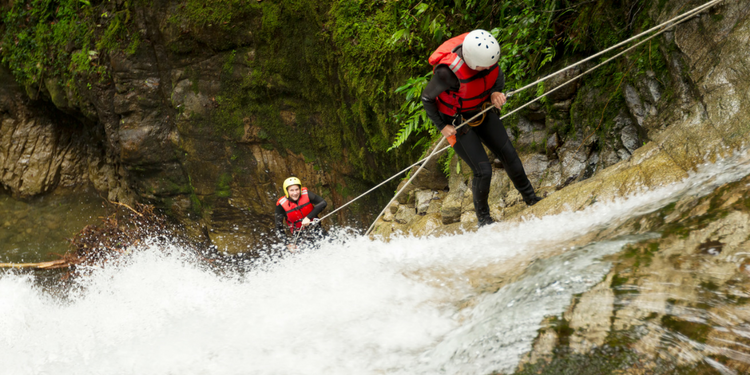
[465,102,493,127]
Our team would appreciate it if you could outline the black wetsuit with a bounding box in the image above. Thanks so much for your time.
[421,49,539,223]
[275,192,328,246]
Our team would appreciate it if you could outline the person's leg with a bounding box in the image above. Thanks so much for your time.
[452,129,495,226]
[473,112,542,206]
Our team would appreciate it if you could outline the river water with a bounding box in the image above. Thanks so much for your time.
[0,190,106,263]
[2,153,750,374]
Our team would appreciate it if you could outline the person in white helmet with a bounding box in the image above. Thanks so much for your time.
[275,176,328,250]
[421,29,541,227]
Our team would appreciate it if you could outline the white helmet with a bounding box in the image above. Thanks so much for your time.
[462,29,500,70]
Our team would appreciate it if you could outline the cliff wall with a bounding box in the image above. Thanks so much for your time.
[1,0,744,251]
[370,0,750,239]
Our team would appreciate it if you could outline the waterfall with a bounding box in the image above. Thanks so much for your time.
[2,150,750,375]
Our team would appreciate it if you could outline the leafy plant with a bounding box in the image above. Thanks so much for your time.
[0,0,139,92]
[387,73,434,151]
[387,0,566,155]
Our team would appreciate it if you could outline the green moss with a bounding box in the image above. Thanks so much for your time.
[661,315,711,344]
[548,316,574,347]
[216,173,232,198]
[515,345,639,375]
[1,0,140,93]
[610,274,629,288]
[222,49,237,74]
[700,280,720,292]
[620,241,658,269]
[662,201,677,216]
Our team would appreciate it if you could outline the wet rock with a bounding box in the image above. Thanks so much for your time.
[44,78,71,111]
[546,133,560,157]
[460,210,477,224]
[382,205,395,222]
[621,124,641,154]
[545,64,582,102]
[566,273,615,353]
[394,204,417,224]
[516,117,547,151]
[408,212,443,237]
[624,84,645,126]
[521,154,552,187]
[488,169,510,209]
[581,152,600,181]
[397,142,450,199]
[0,66,111,198]
[427,199,442,214]
[698,239,723,255]
[440,188,464,225]
[461,186,475,213]
[415,190,434,215]
[557,140,588,185]
[537,159,563,192]
[520,327,558,367]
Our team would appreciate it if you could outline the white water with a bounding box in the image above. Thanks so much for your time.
[3,151,750,375]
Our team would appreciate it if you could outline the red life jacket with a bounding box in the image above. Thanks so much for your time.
[428,33,500,117]
[277,187,314,233]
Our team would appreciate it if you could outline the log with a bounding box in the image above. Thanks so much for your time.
[0,260,70,269]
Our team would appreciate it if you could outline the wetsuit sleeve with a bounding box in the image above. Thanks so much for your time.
[490,66,506,95]
[421,66,460,131]
[305,192,328,219]
[275,204,291,244]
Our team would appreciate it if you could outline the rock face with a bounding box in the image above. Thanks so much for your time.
[371,1,750,240]
[0,0,409,251]
[0,0,747,254]
[516,169,750,374]
[0,66,124,199]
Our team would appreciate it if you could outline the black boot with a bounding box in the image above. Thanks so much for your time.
[475,206,494,227]
[515,179,542,206]
[523,193,542,206]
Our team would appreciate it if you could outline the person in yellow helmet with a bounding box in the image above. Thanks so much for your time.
[275,176,328,250]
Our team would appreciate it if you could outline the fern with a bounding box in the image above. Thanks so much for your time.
[387,73,433,151]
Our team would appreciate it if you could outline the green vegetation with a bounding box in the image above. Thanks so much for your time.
[661,314,711,343]
[1,0,141,99]
[0,0,676,213]
[385,0,565,152]
[385,0,674,175]
[515,345,640,375]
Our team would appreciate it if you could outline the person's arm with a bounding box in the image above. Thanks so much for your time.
[489,67,507,108]
[305,192,327,219]
[420,66,459,131]
[275,205,291,245]
[490,67,505,94]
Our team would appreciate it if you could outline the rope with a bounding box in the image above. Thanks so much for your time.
[365,137,449,235]
[362,0,723,236]
[291,226,303,247]
[308,0,723,236]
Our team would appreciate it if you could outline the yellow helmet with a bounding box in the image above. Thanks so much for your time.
[282,176,302,198]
